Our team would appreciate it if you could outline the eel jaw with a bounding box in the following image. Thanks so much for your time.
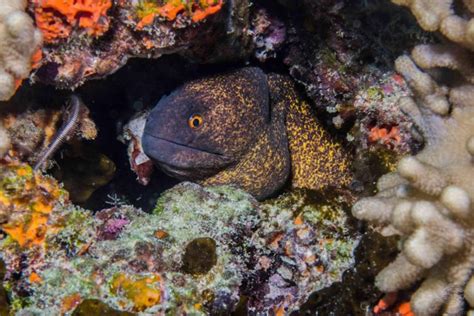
[142,133,232,180]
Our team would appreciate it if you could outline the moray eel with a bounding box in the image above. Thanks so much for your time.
[142,67,352,200]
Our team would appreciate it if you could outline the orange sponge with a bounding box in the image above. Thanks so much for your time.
[33,0,112,43]
[0,162,64,247]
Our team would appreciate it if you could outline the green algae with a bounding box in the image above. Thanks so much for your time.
[2,183,361,315]
[6,183,259,315]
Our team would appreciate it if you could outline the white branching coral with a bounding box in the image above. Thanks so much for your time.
[393,0,474,49]
[352,1,474,315]
[0,122,9,157]
[0,0,42,101]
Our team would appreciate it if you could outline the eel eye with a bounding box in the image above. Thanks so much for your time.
[188,114,203,129]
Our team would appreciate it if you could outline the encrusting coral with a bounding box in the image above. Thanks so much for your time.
[0,0,42,101]
[352,1,474,315]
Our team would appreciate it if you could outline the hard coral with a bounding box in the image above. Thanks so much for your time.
[33,0,112,43]
[353,1,474,314]
[0,0,42,101]
[393,0,474,49]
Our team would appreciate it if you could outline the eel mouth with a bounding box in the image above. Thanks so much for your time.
[144,134,226,157]
[142,133,231,179]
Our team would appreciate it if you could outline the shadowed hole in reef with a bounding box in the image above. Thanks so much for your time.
[44,55,276,213]
[181,237,218,275]
[0,259,9,315]
[4,50,290,213]
[72,299,134,316]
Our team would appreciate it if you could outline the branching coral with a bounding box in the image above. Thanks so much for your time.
[0,122,9,157]
[0,0,42,101]
[352,1,474,314]
[393,0,474,49]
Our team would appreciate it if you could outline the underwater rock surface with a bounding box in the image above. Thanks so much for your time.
[0,172,359,315]
[28,0,253,89]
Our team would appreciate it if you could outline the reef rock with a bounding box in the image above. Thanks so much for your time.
[0,98,97,167]
[29,0,253,89]
[249,190,360,314]
[0,168,360,314]
[2,182,258,314]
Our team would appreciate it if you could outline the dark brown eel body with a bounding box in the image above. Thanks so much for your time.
[142,67,351,200]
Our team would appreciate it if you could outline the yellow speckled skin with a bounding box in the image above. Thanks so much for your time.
[143,68,352,200]
[282,78,352,190]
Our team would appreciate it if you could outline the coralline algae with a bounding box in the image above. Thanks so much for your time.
[0,175,359,315]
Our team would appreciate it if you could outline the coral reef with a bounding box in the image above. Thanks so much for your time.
[248,190,360,314]
[352,72,420,155]
[0,161,66,247]
[352,1,474,314]
[0,121,9,157]
[5,2,471,315]
[278,0,429,128]
[2,182,259,314]
[0,0,42,101]
[250,6,286,62]
[296,231,399,315]
[32,0,112,43]
[0,178,359,314]
[0,98,97,167]
[29,0,253,89]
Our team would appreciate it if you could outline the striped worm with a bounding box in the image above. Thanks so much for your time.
[33,95,82,171]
